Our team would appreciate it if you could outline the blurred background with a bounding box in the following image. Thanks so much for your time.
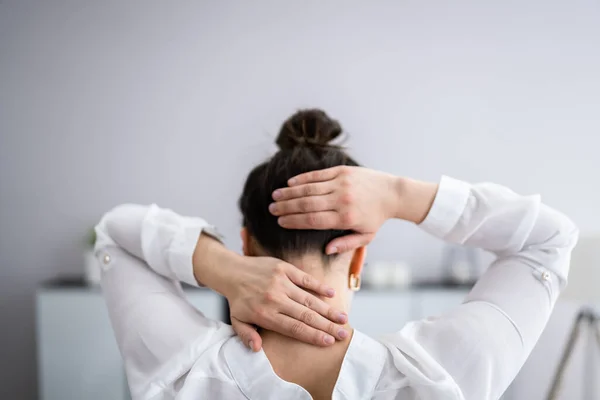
[1,1,599,399]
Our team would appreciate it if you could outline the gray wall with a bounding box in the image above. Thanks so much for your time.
[1,1,599,398]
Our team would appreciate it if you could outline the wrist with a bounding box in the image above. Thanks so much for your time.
[192,233,241,297]
[389,176,409,220]
[391,176,438,224]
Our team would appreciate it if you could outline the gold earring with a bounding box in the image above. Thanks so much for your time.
[349,273,361,291]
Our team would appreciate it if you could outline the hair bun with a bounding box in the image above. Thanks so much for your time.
[276,109,343,151]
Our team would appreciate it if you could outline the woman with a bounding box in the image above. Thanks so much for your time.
[95,109,578,400]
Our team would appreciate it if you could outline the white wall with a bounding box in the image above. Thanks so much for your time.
[1,1,599,398]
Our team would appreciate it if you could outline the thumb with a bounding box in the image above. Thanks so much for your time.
[326,233,375,254]
[231,317,262,352]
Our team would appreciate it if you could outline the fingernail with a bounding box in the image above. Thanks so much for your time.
[327,247,338,255]
[326,288,335,297]
[249,340,255,350]
[289,178,297,186]
[324,335,335,345]
[269,203,276,213]
[337,312,348,323]
[272,190,282,200]
[338,329,349,339]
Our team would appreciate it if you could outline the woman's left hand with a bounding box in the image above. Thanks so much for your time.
[269,166,399,253]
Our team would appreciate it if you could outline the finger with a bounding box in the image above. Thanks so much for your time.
[280,300,349,341]
[326,233,376,255]
[288,166,344,186]
[268,313,337,346]
[272,181,335,201]
[285,279,348,324]
[278,211,340,230]
[269,194,336,216]
[231,317,262,352]
[285,267,338,298]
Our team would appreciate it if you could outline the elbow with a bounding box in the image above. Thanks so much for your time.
[566,223,580,249]
[533,205,579,289]
[556,212,579,251]
[94,206,122,252]
[94,203,149,252]
[539,204,579,251]
[105,203,146,219]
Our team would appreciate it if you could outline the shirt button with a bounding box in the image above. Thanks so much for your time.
[103,254,111,265]
[541,271,550,281]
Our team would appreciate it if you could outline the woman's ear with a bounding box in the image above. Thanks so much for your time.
[348,247,366,291]
[240,228,250,256]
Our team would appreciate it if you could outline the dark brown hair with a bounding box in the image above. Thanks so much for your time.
[238,109,359,262]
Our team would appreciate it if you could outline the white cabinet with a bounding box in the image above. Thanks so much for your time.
[36,285,225,400]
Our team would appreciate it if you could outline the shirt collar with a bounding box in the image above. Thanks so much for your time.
[334,330,388,398]
[223,329,387,400]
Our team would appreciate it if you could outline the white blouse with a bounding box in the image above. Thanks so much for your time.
[94,176,578,400]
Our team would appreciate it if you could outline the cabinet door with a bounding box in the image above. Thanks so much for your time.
[37,290,128,400]
[349,291,413,338]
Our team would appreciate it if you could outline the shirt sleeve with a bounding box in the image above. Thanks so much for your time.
[94,204,233,399]
[379,176,579,400]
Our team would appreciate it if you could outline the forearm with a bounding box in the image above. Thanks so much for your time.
[418,177,578,261]
[97,203,227,287]
[394,175,576,286]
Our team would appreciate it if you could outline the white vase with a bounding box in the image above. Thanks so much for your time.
[84,250,102,286]
[363,262,392,288]
[390,262,411,288]
[364,262,412,289]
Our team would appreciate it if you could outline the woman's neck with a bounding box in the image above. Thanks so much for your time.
[261,321,354,399]
[255,254,355,398]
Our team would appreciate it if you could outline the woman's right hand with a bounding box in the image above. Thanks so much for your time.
[269,166,437,254]
[193,234,350,352]
[226,256,350,351]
